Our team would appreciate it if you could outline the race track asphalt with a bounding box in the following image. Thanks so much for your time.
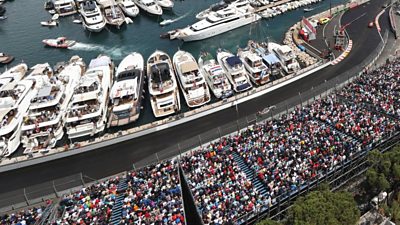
[0,0,391,194]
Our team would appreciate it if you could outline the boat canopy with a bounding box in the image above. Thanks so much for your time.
[82,0,97,11]
[151,62,171,83]
[181,61,198,74]
[262,53,280,65]
[89,56,111,68]
[226,56,242,67]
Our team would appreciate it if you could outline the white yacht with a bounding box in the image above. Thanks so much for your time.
[147,50,180,118]
[252,42,283,78]
[109,53,144,127]
[53,0,77,16]
[267,42,300,74]
[217,49,252,92]
[238,46,269,85]
[21,58,85,154]
[65,55,113,139]
[79,0,107,32]
[0,77,34,158]
[176,6,260,42]
[98,0,126,28]
[134,0,162,16]
[0,63,28,82]
[173,50,211,108]
[196,0,249,20]
[198,52,233,99]
[155,0,173,9]
[118,0,139,17]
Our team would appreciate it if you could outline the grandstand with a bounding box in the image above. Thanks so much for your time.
[0,58,399,225]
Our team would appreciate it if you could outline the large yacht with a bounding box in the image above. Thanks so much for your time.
[118,0,139,17]
[0,74,34,158]
[109,53,144,127]
[98,0,126,28]
[133,0,162,16]
[53,0,77,16]
[198,52,233,99]
[65,55,113,139]
[196,0,249,20]
[21,57,85,154]
[147,50,180,118]
[173,50,211,108]
[79,0,107,32]
[237,46,270,85]
[217,49,252,92]
[175,6,260,42]
[267,42,300,74]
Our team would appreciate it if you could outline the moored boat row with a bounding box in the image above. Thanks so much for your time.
[0,40,301,157]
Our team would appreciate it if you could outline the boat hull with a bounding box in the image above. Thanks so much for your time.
[179,14,260,42]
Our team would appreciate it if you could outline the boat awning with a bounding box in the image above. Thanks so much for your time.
[181,61,198,74]
[89,56,111,68]
[226,56,242,67]
[262,53,280,65]
[280,45,292,54]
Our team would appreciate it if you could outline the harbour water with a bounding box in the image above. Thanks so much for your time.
[0,0,345,128]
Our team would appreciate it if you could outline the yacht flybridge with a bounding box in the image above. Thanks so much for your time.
[21,57,85,154]
[267,42,300,74]
[98,0,126,28]
[0,69,34,158]
[196,0,249,20]
[238,46,270,85]
[109,53,144,127]
[217,49,252,92]
[174,6,260,42]
[147,50,180,118]
[173,50,211,108]
[198,52,233,99]
[66,55,113,139]
[79,0,107,32]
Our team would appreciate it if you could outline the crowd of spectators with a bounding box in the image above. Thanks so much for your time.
[58,177,119,224]
[181,147,267,225]
[337,59,400,119]
[0,205,47,225]
[118,159,185,225]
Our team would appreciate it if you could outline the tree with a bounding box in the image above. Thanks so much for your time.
[377,173,390,191]
[287,189,359,225]
[256,219,284,225]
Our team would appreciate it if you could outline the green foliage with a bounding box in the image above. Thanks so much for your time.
[256,219,284,225]
[287,189,359,225]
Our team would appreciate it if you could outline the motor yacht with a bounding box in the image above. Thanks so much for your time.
[65,55,113,139]
[237,45,269,85]
[21,57,85,154]
[252,42,283,78]
[0,72,34,158]
[175,6,260,42]
[173,50,211,108]
[134,0,162,16]
[155,0,173,9]
[118,0,139,17]
[198,52,233,99]
[267,42,300,74]
[79,0,107,32]
[98,0,126,28]
[109,53,144,127]
[217,49,252,92]
[53,0,77,16]
[196,0,248,20]
[147,50,180,118]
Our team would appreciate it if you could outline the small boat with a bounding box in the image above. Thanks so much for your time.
[99,0,126,28]
[40,20,58,27]
[119,0,140,17]
[48,9,56,14]
[134,0,162,16]
[159,19,173,26]
[0,15,6,20]
[52,13,60,20]
[42,37,76,48]
[0,53,14,65]
[73,19,82,23]
[303,7,314,12]
[155,0,174,9]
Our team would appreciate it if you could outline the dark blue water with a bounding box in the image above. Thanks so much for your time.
[0,0,345,125]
